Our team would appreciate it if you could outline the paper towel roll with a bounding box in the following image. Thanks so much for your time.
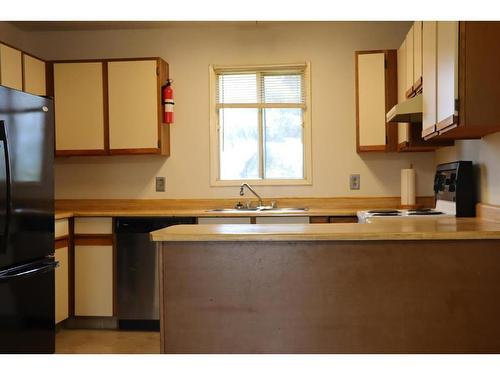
[401,168,416,206]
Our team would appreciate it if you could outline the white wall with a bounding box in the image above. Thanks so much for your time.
[436,133,500,206]
[8,22,437,199]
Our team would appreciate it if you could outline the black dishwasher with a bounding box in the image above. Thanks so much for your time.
[115,216,196,330]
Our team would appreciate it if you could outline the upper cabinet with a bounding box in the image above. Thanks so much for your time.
[423,22,500,140]
[0,41,47,95]
[53,57,170,157]
[23,54,47,96]
[54,62,106,155]
[355,50,398,152]
[0,43,23,90]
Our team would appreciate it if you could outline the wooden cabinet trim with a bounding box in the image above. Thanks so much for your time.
[56,149,108,157]
[74,235,114,246]
[108,148,161,155]
[358,145,386,152]
[436,114,458,132]
[55,238,70,249]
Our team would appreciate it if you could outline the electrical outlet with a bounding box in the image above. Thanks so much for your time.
[155,177,166,192]
[350,174,360,190]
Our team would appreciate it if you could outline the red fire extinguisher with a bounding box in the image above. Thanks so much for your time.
[162,79,174,124]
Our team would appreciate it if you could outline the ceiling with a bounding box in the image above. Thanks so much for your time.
[8,21,290,32]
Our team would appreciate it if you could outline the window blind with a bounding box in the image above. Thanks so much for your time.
[215,65,306,108]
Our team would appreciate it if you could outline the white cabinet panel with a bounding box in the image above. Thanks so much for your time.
[436,21,459,126]
[405,25,414,95]
[23,54,46,96]
[55,246,69,324]
[422,21,438,136]
[108,60,159,150]
[413,21,423,86]
[357,52,386,147]
[54,62,105,151]
[55,219,69,239]
[0,43,22,90]
[75,244,113,317]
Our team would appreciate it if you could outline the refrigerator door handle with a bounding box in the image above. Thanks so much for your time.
[0,259,58,282]
[0,121,11,255]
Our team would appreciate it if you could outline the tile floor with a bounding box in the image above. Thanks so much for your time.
[55,329,160,354]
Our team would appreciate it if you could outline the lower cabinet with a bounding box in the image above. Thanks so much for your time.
[54,243,69,324]
[74,240,114,317]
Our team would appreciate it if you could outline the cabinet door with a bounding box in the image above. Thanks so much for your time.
[405,25,414,97]
[397,39,409,147]
[0,43,22,90]
[108,60,159,153]
[54,62,105,154]
[436,21,459,131]
[75,242,113,317]
[413,21,423,90]
[422,21,438,138]
[356,52,387,151]
[23,54,46,96]
[55,245,69,324]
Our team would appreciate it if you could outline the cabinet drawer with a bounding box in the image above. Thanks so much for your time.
[74,217,113,234]
[55,219,69,239]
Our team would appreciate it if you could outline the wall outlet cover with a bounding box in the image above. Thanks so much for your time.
[350,174,360,190]
[156,177,166,192]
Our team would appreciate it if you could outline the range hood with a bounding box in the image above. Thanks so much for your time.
[386,94,422,123]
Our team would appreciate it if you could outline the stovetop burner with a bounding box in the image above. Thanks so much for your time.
[371,212,402,217]
[407,211,444,216]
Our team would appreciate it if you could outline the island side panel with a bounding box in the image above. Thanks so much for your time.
[159,240,500,353]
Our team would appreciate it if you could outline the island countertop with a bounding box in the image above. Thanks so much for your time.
[150,217,500,242]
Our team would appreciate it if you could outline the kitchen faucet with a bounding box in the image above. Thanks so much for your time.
[239,183,264,208]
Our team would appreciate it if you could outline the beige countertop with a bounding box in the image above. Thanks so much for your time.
[53,197,436,220]
[55,211,73,220]
[150,217,500,242]
[54,207,359,218]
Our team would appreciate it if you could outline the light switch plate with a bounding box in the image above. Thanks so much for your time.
[155,177,166,192]
[350,174,360,190]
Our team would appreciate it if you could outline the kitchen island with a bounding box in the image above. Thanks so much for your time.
[151,218,500,353]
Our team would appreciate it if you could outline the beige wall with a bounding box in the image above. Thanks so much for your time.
[436,133,500,206]
[10,22,437,199]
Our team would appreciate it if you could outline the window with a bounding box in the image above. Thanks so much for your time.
[209,63,312,186]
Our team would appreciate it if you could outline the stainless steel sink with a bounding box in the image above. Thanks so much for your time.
[205,207,308,213]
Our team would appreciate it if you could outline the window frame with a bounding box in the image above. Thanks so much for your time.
[208,62,312,186]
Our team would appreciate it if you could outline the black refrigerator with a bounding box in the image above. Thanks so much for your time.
[0,86,56,353]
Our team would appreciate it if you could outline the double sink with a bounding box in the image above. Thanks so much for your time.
[206,183,308,213]
[206,207,308,213]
